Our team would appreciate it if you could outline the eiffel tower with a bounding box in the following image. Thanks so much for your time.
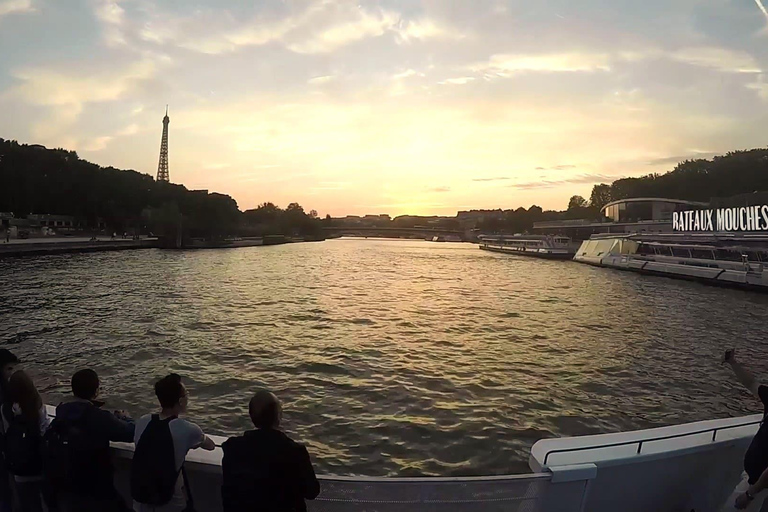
[156,106,170,182]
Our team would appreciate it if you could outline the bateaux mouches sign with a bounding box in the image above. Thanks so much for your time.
[673,205,768,232]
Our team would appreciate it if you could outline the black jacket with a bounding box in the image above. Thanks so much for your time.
[55,399,134,495]
[221,428,320,512]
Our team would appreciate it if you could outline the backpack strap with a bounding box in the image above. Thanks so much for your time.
[181,464,195,512]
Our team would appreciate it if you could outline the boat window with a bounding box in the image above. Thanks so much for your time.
[689,249,715,260]
[637,244,655,256]
[715,249,743,262]
[671,247,690,258]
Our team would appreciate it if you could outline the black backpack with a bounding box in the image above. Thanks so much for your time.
[130,415,179,506]
[41,407,95,491]
[1,404,42,477]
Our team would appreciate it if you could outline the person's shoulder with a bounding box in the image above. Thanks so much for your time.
[171,417,201,431]
[279,431,309,453]
[759,385,768,403]
[222,433,246,452]
[136,413,153,426]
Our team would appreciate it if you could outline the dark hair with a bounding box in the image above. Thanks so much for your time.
[71,369,100,400]
[249,391,280,429]
[8,370,41,426]
[154,374,185,409]
[0,349,20,368]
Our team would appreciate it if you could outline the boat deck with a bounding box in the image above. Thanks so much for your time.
[42,404,760,512]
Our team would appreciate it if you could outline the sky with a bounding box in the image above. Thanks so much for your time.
[2,0,768,216]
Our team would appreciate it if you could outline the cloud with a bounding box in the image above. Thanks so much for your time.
[392,69,424,80]
[747,74,768,101]
[286,7,398,54]
[396,18,453,43]
[308,75,335,85]
[472,177,511,182]
[471,53,612,77]
[439,77,475,85]
[10,56,163,108]
[509,173,616,189]
[92,0,126,46]
[134,2,452,56]
[670,47,761,73]
[83,136,113,152]
[426,186,451,192]
[646,152,718,165]
[0,0,34,20]
[117,123,139,136]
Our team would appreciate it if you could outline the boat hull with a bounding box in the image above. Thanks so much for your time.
[480,244,575,260]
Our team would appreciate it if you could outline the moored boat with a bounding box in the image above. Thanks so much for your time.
[573,233,768,290]
[479,234,577,259]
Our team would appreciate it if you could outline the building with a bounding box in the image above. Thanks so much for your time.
[601,198,707,224]
[532,198,708,240]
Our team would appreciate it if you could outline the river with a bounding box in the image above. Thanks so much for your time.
[1,239,767,477]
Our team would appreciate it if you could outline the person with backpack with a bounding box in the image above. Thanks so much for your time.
[221,390,320,512]
[0,349,20,512]
[2,370,50,512]
[50,369,135,512]
[130,374,215,512]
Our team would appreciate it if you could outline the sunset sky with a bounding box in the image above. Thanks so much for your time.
[2,0,768,216]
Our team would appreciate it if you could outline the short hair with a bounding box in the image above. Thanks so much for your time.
[154,374,185,409]
[0,349,20,367]
[249,390,280,429]
[71,369,100,400]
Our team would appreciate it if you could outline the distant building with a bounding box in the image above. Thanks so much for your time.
[601,198,707,224]
[532,198,708,240]
[27,214,79,230]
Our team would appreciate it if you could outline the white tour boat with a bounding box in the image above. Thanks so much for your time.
[573,233,768,290]
[479,234,577,259]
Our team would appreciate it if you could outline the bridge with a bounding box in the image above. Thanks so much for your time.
[322,226,469,241]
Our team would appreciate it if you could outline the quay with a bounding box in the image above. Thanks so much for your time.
[0,237,158,257]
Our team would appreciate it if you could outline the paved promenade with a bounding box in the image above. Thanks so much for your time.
[0,236,158,256]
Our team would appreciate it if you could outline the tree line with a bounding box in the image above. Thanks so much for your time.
[478,148,768,233]
[0,139,321,240]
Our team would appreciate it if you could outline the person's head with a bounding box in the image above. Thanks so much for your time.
[8,370,41,425]
[249,390,282,429]
[71,369,100,401]
[154,374,187,413]
[0,349,20,383]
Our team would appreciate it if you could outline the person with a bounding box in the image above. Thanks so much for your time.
[0,349,20,409]
[51,369,135,512]
[2,371,50,512]
[221,390,320,512]
[131,374,215,512]
[723,349,768,510]
[0,349,20,512]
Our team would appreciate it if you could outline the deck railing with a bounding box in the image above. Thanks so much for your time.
[541,417,762,465]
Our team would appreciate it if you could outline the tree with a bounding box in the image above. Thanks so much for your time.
[589,184,612,211]
[567,195,588,210]
[309,209,318,219]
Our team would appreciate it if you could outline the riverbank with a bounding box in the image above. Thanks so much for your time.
[0,237,158,257]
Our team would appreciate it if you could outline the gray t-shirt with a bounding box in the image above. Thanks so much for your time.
[133,414,205,510]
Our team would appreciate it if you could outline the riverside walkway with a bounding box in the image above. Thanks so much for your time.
[0,236,157,257]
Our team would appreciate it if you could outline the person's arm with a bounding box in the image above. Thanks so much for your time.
[737,466,768,508]
[187,421,215,451]
[93,408,135,443]
[724,349,761,399]
[297,446,320,500]
[198,435,215,451]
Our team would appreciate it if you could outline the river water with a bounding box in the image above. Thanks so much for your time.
[1,239,768,476]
